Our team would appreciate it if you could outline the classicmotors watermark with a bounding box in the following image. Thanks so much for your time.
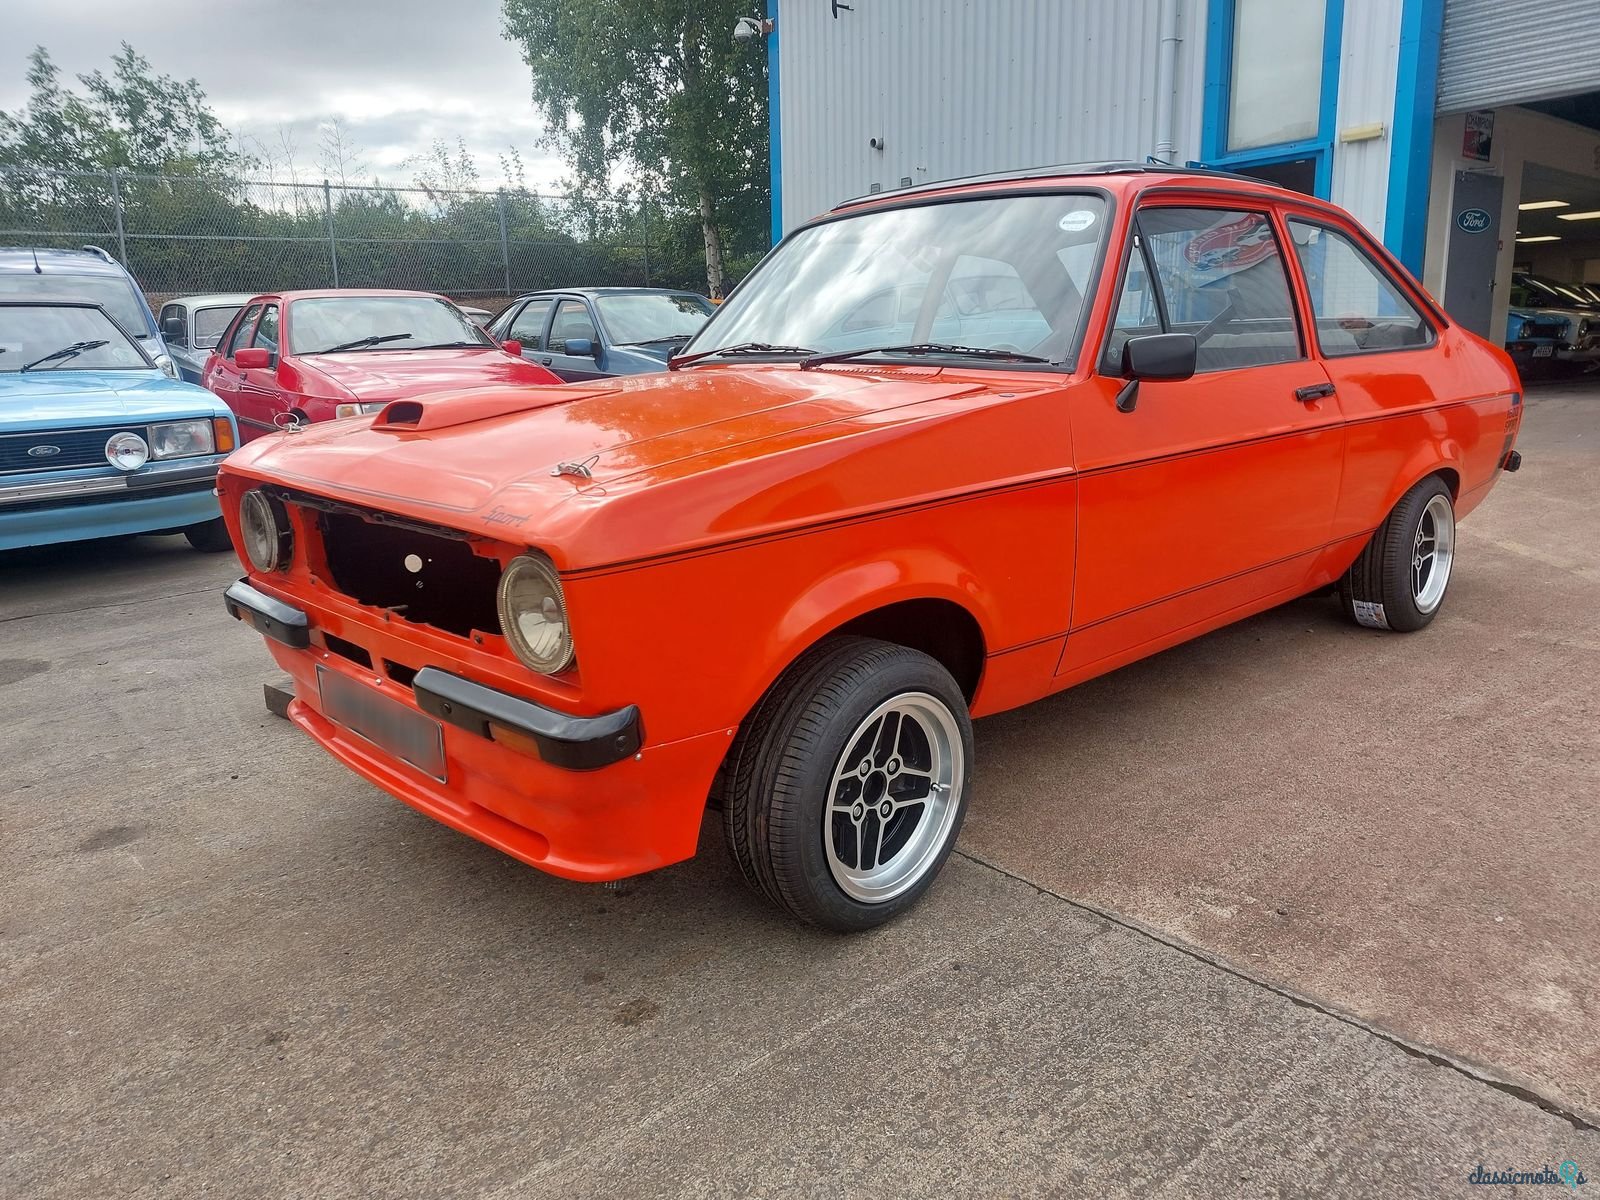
[1468,1160,1587,1189]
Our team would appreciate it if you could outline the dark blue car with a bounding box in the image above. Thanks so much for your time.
[486,288,715,381]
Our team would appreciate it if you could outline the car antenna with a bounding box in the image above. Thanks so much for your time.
[31,249,42,274]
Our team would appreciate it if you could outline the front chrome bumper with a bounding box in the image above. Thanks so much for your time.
[0,460,219,507]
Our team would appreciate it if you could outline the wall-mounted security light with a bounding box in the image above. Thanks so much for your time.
[734,16,772,41]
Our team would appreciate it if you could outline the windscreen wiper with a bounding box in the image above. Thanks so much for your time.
[669,341,818,369]
[620,333,695,347]
[21,340,110,371]
[319,333,415,353]
[800,342,1050,370]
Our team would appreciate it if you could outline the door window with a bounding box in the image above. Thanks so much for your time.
[225,304,263,358]
[1103,208,1303,373]
[1286,220,1432,355]
[251,304,280,355]
[159,303,187,347]
[509,299,553,348]
[549,300,597,352]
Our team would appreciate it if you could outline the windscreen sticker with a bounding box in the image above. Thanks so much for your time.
[1058,210,1097,233]
[1352,600,1390,630]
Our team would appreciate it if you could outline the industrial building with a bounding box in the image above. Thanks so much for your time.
[765,0,1600,340]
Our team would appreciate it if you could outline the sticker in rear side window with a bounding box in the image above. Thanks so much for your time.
[1058,210,1097,232]
[1352,600,1390,630]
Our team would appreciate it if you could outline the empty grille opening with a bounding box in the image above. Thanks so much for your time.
[318,510,503,640]
[321,633,373,670]
[384,660,419,688]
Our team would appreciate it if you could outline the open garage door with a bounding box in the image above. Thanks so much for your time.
[1440,0,1600,113]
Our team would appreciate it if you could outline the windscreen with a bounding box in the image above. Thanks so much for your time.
[0,304,151,373]
[685,193,1109,367]
[289,296,494,354]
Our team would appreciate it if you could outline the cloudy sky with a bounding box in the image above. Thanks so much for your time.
[0,0,573,190]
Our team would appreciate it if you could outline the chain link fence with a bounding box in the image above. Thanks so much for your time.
[0,165,653,308]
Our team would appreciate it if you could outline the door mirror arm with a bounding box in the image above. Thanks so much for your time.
[1116,333,1199,414]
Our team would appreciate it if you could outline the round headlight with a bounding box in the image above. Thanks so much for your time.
[1519,320,1535,339]
[239,489,292,572]
[105,431,149,471]
[497,554,575,674]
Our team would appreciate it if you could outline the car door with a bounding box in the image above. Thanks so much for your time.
[206,302,261,433]
[238,302,286,427]
[544,298,608,381]
[1060,201,1344,678]
[1279,213,1447,551]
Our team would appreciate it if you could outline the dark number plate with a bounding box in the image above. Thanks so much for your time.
[317,666,447,781]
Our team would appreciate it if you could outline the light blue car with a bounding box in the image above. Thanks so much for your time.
[1,298,239,553]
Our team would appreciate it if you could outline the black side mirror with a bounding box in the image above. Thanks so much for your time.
[161,315,186,343]
[1116,333,1197,412]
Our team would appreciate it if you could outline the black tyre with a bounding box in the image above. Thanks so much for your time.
[184,517,233,553]
[721,637,973,932]
[1339,475,1456,632]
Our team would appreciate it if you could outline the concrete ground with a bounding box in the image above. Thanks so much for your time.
[3,383,1596,1197]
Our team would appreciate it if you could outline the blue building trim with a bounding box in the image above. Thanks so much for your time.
[767,0,782,246]
[1384,0,1444,274]
[1198,0,1344,200]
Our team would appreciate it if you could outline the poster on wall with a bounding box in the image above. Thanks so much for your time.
[1463,110,1494,162]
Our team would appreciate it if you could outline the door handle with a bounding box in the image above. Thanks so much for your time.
[1295,382,1336,403]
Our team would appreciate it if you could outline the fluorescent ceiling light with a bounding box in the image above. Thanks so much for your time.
[1518,200,1569,211]
[1555,209,1600,221]
[1516,235,1561,243]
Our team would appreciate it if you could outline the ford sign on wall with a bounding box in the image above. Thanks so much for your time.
[1456,208,1492,234]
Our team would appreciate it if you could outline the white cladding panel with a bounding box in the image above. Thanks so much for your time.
[1330,0,1403,238]
[775,0,1208,232]
[1439,0,1600,113]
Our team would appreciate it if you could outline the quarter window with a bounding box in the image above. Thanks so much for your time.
[1104,207,1303,373]
[508,299,553,348]
[1286,220,1431,355]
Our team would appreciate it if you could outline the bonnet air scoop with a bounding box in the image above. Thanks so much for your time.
[373,386,617,432]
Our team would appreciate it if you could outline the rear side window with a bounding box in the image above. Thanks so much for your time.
[1116,207,1303,373]
[225,304,263,358]
[1286,220,1432,355]
[194,306,240,349]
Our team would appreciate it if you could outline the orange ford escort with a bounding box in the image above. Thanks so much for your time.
[220,163,1523,931]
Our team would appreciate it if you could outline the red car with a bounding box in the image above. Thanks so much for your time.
[203,289,559,440]
[220,165,1522,931]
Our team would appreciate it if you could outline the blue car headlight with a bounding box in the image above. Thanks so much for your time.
[149,419,217,459]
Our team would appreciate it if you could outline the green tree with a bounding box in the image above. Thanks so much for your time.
[0,43,237,174]
[500,0,769,297]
